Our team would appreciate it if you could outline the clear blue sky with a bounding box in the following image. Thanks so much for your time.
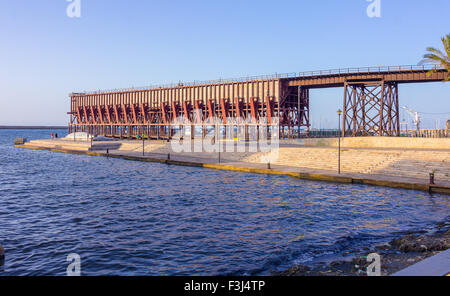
[0,0,449,127]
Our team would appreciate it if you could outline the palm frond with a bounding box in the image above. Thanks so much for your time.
[443,34,450,56]
[425,47,445,59]
[421,34,450,82]
[420,53,447,66]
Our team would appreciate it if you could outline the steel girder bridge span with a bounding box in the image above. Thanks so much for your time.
[68,65,447,139]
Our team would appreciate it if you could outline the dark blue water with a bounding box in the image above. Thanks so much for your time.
[0,129,448,275]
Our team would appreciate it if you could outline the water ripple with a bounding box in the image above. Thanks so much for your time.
[0,129,448,275]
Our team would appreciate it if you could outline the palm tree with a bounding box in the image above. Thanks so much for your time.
[420,34,450,81]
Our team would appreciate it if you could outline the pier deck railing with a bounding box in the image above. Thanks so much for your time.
[73,64,445,95]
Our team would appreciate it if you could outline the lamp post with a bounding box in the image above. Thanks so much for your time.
[217,122,221,163]
[142,136,145,156]
[337,109,342,174]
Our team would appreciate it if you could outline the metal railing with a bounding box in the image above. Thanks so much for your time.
[295,64,443,77]
[72,64,445,96]
[400,129,449,138]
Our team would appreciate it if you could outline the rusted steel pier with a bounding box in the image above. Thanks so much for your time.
[68,65,447,139]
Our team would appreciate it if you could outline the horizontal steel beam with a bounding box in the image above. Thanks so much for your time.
[286,69,448,88]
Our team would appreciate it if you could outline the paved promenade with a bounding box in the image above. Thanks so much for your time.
[393,249,450,276]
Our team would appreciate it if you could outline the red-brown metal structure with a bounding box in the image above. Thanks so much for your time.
[343,81,400,137]
[68,65,447,139]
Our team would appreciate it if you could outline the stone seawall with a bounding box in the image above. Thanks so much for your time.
[294,137,450,150]
[15,138,450,196]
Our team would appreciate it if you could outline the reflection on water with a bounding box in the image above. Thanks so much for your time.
[0,129,448,275]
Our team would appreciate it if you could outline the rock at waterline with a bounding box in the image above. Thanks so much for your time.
[0,244,4,266]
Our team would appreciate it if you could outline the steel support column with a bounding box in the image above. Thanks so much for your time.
[278,86,310,138]
[343,80,400,137]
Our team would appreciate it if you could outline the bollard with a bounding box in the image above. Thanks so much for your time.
[429,172,435,185]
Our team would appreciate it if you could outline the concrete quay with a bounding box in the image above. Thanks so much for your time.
[392,249,450,276]
[15,137,450,195]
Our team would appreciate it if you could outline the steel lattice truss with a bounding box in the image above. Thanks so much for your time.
[343,81,400,136]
